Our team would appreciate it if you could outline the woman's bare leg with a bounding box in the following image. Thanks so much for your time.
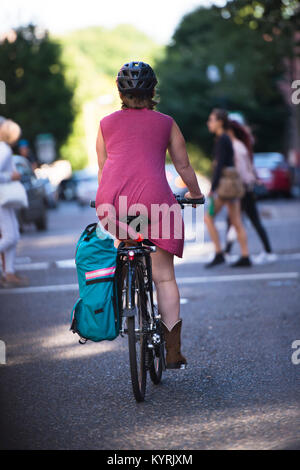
[151,246,180,331]
[226,200,249,257]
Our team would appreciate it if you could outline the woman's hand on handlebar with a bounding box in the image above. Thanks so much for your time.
[184,191,205,208]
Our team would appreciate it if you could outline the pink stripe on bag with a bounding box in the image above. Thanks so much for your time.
[85,266,116,280]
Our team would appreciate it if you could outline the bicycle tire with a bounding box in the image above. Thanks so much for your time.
[143,258,164,385]
[127,265,147,402]
[149,344,163,384]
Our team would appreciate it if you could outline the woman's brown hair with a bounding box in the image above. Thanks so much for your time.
[119,90,158,110]
[211,108,229,130]
[228,119,254,161]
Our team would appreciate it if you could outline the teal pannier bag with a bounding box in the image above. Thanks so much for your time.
[70,222,120,343]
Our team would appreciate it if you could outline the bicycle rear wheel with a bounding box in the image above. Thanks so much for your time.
[149,324,165,385]
[127,265,148,402]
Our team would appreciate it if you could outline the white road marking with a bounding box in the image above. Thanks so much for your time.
[0,272,298,295]
[7,252,300,272]
[177,271,299,285]
[55,259,76,268]
[153,293,189,304]
[14,262,50,270]
[281,253,300,261]
[0,284,79,294]
[15,257,32,264]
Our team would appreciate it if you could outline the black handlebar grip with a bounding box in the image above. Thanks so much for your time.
[176,196,205,205]
[181,197,205,205]
[90,200,96,208]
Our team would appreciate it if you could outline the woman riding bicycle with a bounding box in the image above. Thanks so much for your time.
[95,61,204,369]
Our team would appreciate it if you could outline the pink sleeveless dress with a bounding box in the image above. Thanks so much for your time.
[95,108,184,258]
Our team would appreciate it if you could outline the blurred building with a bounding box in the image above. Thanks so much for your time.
[278,31,300,195]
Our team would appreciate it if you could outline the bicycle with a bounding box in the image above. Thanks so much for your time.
[90,194,205,402]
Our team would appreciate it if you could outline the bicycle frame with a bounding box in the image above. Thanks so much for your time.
[117,243,157,330]
[89,194,205,337]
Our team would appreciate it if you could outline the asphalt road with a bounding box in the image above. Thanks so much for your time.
[0,198,299,450]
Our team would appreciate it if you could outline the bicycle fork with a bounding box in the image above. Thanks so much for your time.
[122,260,137,318]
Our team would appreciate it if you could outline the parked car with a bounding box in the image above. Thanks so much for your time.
[13,155,48,231]
[77,173,98,206]
[253,152,292,197]
[58,175,77,201]
[39,177,59,209]
[58,167,98,201]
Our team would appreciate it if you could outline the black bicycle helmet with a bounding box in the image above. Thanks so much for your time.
[117,61,157,95]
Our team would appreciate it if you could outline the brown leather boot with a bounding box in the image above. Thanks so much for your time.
[161,319,187,369]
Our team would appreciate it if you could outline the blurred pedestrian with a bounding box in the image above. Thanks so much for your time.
[0,118,28,287]
[204,109,251,267]
[225,120,275,262]
[17,139,38,170]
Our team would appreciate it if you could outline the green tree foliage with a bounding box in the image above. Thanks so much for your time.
[225,0,299,44]
[156,2,297,158]
[0,24,75,153]
[57,24,162,169]
[62,24,162,78]
[225,0,300,153]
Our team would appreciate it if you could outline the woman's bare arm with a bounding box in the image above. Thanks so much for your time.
[96,124,107,185]
[167,120,203,197]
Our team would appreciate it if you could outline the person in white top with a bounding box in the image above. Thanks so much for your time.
[0,118,28,287]
[226,120,274,262]
[232,138,256,188]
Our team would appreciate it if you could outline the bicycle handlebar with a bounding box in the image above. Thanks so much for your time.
[90,195,205,209]
[174,194,205,205]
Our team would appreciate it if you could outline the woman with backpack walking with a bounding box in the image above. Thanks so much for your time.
[95,61,204,369]
[204,108,252,268]
[225,120,274,261]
